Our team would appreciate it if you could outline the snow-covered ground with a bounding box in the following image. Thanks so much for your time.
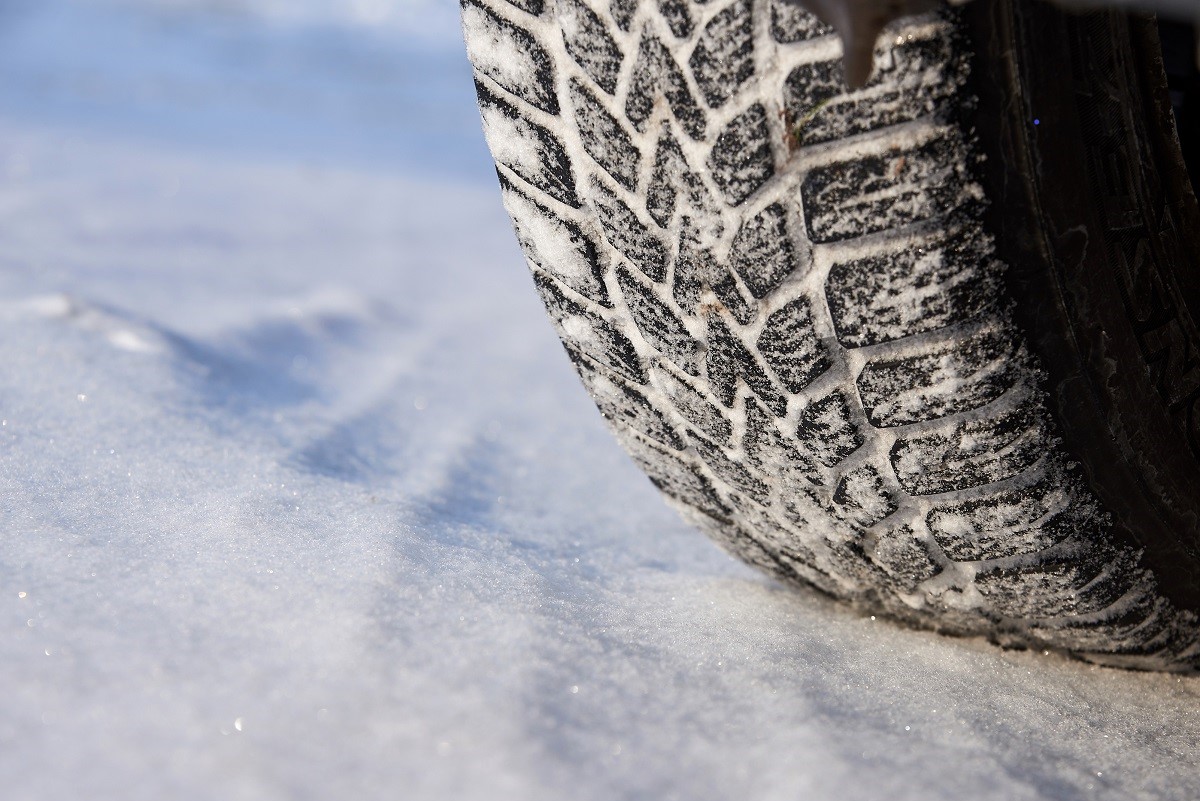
[0,2,1196,799]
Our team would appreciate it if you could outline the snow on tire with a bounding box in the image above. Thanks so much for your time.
[461,0,1200,669]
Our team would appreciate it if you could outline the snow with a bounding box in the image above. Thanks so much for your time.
[0,1,1197,799]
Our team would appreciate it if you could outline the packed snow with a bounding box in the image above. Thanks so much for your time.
[0,1,1196,799]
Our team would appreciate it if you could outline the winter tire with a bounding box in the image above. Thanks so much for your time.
[461,0,1200,669]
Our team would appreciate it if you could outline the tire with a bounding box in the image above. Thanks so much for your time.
[461,0,1200,669]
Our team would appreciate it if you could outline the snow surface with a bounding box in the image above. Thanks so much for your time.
[0,2,1197,799]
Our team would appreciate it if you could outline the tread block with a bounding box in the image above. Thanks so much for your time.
[857,328,1023,427]
[926,476,1093,562]
[500,178,611,307]
[656,0,694,39]
[757,297,831,393]
[590,180,668,281]
[769,0,833,43]
[871,526,941,588]
[743,398,822,491]
[671,222,706,314]
[730,202,797,299]
[825,227,1000,347]
[976,550,1142,619]
[627,34,707,140]
[707,104,774,206]
[647,130,717,227]
[776,492,815,528]
[690,431,770,502]
[463,0,559,115]
[625,435,732,521]
[705,256,757,327]
[828,540,894,587]
[706,316,788,416]
[615,265,704,375]
[890,399,1046,495]
[535,273,646,383]
[783,35,960,147]
[802,135,973,243]
[833,464,898,527]
[559,0,624,95]
[477,81,579,207]
[570,78,642,191]
[505,0,545,14]
[654,366,733,444]
[781,61,842,146]
[577,361,685,449]
[796,390,863,467]
[610,0,638,31]
[688,0,754,110]
[672,220,753,326]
